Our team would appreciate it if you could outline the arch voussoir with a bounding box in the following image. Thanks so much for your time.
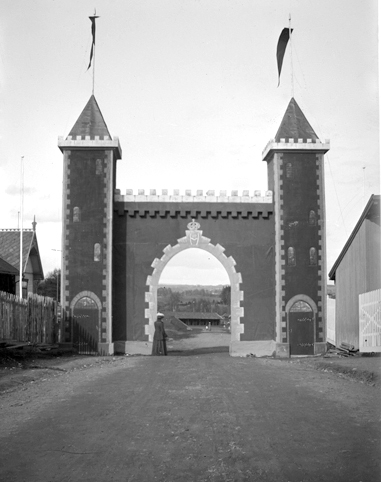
[151,258,160,268]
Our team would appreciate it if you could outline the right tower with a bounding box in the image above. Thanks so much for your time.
[262,98,330,357]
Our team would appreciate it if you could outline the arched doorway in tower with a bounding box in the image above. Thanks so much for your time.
[71,293,101,354]
[158,248,231,354]
[288,300,315,356]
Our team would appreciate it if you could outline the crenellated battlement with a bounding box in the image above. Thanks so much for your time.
[0,229,33,232]
[58,135,122,157]
[114,189,273,203]
[262,137,330,161]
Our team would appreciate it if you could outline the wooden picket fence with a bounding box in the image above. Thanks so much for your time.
[0,290,58,344]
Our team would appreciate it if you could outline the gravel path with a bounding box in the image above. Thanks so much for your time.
[1,337,380,482]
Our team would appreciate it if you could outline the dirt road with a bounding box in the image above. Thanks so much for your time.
[1,334,380,481]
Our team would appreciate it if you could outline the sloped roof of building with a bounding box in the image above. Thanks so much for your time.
[275,97,319,142]
[67,95,112,140]
[167,311,223,320]
[0,229,44,279]
[329,194,380,280]
[0,256,19,275]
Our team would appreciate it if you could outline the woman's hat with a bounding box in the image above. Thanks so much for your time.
[157,312,164,318]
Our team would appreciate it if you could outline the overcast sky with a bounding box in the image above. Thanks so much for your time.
[0,0,379,285]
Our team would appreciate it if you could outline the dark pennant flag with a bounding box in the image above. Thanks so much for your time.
[276,28,293,86]
[87,14,99,71]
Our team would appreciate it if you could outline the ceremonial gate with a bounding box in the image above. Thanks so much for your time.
[112,190,275,356]
[59,95,330,357]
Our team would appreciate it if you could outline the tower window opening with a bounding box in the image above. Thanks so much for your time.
[287,247,296,266]
[96,159,103,175]
[308,210,316,225]
[94,243,101,262]
[73,207,81,223]
[309,247,317,266]
[286,163,293,178]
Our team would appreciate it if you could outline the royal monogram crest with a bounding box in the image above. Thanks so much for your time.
[187,219,201,245]
[187,219,200,231]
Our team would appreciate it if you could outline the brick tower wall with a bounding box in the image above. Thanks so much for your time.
[62,149,115,344]
[278,152,324,343]
[65,151,105,299]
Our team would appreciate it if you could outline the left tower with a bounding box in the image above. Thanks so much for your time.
[58,96,122,355]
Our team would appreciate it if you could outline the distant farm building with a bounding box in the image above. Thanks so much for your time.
[167,312,223,327]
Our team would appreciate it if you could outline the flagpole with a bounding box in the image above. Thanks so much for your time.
[92,41,95,95]
[289,14,294,98]
[87,12,99,95]
[19,156,24,299]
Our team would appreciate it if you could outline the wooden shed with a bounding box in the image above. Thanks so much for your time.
[169,312,223,327]
[329,195,380,350]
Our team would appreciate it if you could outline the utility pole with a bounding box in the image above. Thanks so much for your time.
[19,156,24,298]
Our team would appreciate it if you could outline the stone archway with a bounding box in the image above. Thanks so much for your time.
[144,220,244,353]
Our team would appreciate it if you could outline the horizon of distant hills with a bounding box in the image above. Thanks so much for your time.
[159,283,336,295]
[158,283,227,292]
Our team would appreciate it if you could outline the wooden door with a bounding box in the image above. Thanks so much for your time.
[289,301,314,355]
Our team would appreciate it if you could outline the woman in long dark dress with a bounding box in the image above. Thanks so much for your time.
[151,313,168,356]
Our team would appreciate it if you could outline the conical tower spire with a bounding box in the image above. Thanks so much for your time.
[275,97,318,142]
[67,95,111,140]
[262,98,329,161]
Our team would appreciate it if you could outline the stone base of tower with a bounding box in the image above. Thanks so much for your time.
[274,342,327,358]
[314,342,327,356]
[114,340,152,355]
[98,343,115,356]
[230,340,276,357]
[276,343,290,358]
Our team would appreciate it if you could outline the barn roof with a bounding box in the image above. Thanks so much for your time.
[0,229,44,279]
[67,95,112,140]
[168,312,223,320]
[329,194,380,280]
[275,97,319,142]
